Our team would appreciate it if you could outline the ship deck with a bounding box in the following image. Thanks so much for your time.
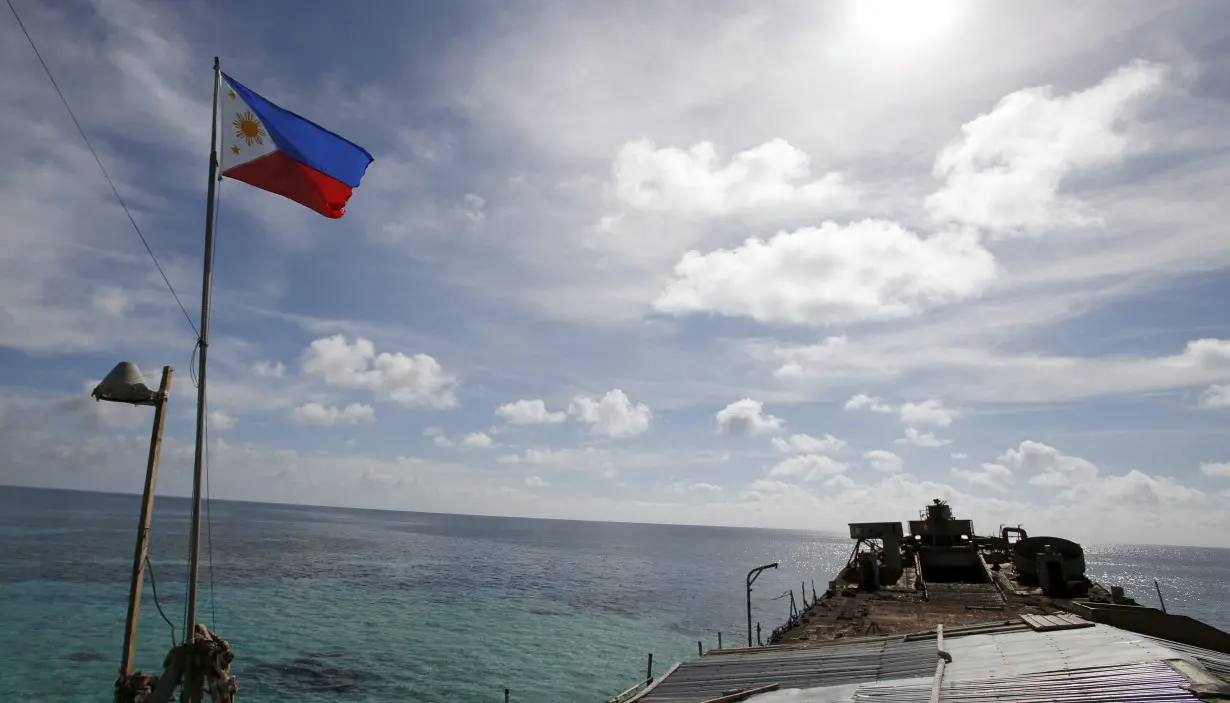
[628,619,1230,703]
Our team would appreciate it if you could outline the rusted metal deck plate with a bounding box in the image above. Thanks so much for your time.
[925,582,1005,608]
[1019,612,1093,631]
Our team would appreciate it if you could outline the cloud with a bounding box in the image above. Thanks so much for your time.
[60,382,152,431]
[497,447,581,465]
[927,60,1167,235]
[999,440,1098,488]
[1060,469,1207,507]
[654,220,996,326]
[252,361,286,378]
[768,454,848,481]
[91,286,129,318]
[951,464,1013,492]
[844,394,893,414]
[1200,384,1230,409]
[899,399,958,426]
[687,482,723,494]
[495,398,567,425]
[894,428,952,448]
[715,399,783,437]
[864,450,903,474]
[768,335,1230,404]
[459,432,496,449]
[207,410,237,431]
[300,335,457,409]
[292,402,376,426]
[524,475,548,487]
[1200,463,1230,478]
[771,433,846,455]
[613,138,855,215]
[568,389,652,438]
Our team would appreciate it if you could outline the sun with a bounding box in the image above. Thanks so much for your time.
[849,0,960,49]
[232,111,265,146]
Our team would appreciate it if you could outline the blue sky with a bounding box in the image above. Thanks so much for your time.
[4,0,1230,547]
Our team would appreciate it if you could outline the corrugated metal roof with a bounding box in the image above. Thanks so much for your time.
[633,638,938,702]
[1142,634,1230,682]
[852,661,1197,702]
[940,622,1189,680]
[632,623,1229,703]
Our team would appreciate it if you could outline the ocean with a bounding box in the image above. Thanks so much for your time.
[2,485,1228,702]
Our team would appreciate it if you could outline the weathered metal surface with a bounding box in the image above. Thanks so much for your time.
[634,637,938,702]
[1019,612,1093,632]
[1143,634,1230,681]
[854,661,1198,702]
[641,624,1226,702]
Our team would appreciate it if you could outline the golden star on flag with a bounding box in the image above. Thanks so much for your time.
[228,90,237,100]
[231,145,240,154]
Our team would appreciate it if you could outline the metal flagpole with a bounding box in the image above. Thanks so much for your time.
[185,55,222,649]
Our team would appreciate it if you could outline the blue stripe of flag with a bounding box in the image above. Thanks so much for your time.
[222,73,374,189]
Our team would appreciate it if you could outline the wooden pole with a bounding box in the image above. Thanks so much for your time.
[504,688,510,702]
[698,641,703,656]
[1155,580,1168,614]
[718,631,722,650]
[119,366,173,678]
[646,653,653,684]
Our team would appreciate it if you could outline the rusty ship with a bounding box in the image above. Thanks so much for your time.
[609,499,1230,703]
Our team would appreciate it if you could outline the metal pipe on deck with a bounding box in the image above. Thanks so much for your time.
[746,562,778,647]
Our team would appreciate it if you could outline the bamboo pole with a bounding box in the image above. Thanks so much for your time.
[119,366,173,678]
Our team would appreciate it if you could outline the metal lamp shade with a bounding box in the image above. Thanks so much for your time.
[92,362,160,406]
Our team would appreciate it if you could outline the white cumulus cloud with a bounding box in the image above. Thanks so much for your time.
[654,220,996,326]
[899,399,958,427]
[495,398,567,424]
[301,335,457,408]
[951,464,1013,492]
[292,402,376,426]
[568,389,652,438]
[864,450,903,474]
[771,433,846,455]
[894,428,951,448]
[613,138,855,215]
[999,440,1098,487]
[769,454,848,481]
[207,410,237,431]
[715,399,783,437]
[1200,462,1230,478]
[927,60,1167,235]
[459,432,496,449]
[845,394,894,414]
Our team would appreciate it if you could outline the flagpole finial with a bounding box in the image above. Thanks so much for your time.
[213,56,219,71]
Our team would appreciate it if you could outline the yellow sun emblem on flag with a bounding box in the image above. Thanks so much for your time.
[232,110,265,146]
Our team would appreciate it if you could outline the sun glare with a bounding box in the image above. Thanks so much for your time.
[850,0,960,49]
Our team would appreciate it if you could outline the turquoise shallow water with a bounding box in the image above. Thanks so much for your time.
[2,485,1228,702]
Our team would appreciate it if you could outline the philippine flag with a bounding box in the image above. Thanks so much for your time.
[219,73,374,218]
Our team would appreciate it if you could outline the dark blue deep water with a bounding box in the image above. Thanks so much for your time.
[2,485,1227,701]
